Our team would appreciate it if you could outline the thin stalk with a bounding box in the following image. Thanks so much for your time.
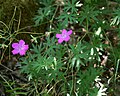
[114,59,120,82]
[50,5,59,23]
[80,18,90,42]
[0,21,9,30]
[17,8,21,31]
[49,5,59,32]
[0,74,16,95]
[9,6,17,32]
[0,63,13,72]
[70,64,74,95]
[103,30,117,65]
[34,81,39,96]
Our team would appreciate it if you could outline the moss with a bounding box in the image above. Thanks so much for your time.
[0,0,46,44]
[0,0,37,26]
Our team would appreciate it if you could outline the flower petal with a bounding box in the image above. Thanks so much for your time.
[56,34,62,38]
[62,29,67,34]
[12,43,19,48]
[23,45,29,50]
[58,38,64,43]
[12,49,19,55]
[64,36,70,41]
[19,40,25,46]
[19,50,26,56]
[67,30,72,35]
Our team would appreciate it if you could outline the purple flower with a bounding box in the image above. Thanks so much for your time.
[56,29,72,43]
[12,40,29,56]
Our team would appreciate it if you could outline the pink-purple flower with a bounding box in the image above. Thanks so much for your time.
[12,40,29,56]
[56,29,72,43]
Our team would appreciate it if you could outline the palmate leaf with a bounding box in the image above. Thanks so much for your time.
[70,42,90,69]
[77,67,102,95]
[33,0,55,26]
[78,5,99,24]
[23,55,54,80]
[63,0,78,13]
[44,37,59,56]
[33,9,47,26]
[31,43,45,55]
[57,12,77,26]
[111,8,120,25]
[32,56,53,72]
[111,16,120,25]
[69,42,88,58]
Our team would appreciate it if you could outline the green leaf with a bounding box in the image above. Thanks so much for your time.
[33,8,49,26]
[111,8,120,25]
[63,0,78,13]
[78,5,99,24]
[33,0,55,26]
[78,66,102,95]
[57,12,77,26]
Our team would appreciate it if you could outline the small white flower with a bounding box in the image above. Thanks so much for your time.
[97,82,107,96]
[95,76,107,96]
[67,93,70,96]
[76,1,83,7]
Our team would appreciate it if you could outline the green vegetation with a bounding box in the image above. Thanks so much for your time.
[0,0,120,96]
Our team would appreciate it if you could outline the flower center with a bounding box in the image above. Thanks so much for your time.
[61,34,67,38]
[18,45,24,51]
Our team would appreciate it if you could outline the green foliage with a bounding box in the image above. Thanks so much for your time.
[78,67,102,96]
[111,8,120,25]
[57,12,77,26]
[38,0,54,7]
[2,80,27,96]
[63,0,78,13]
[19,35,104,95]
[78,5,99,25]
[20,40,66,82]
[70,42,90,68]
[33,9,49,25]
[57,0,79,26]
[85,0,98,4]
[33,0,55,26]
[1,0,120,95]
